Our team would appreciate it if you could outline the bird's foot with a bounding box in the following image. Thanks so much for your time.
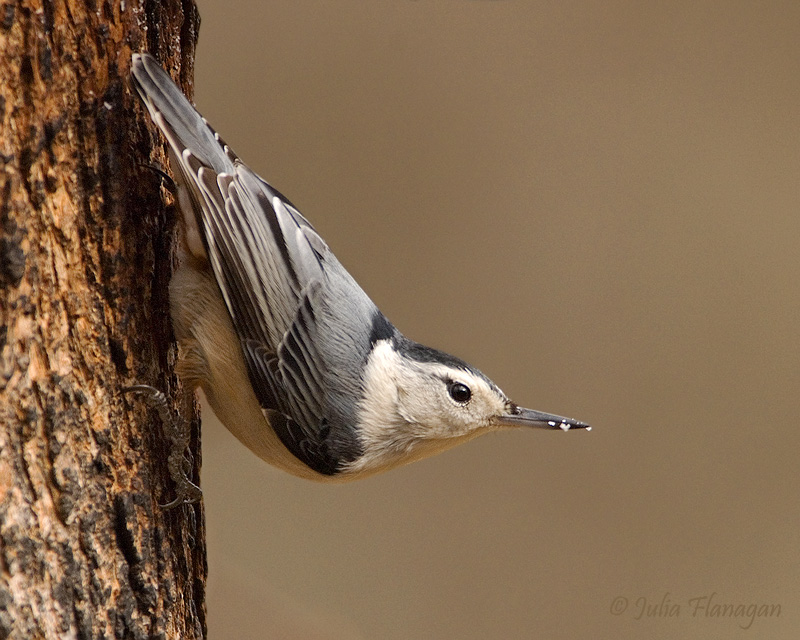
[137,161,178,195]
[123,384,202,508]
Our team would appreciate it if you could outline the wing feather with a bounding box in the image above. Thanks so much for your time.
[132,53,337,463]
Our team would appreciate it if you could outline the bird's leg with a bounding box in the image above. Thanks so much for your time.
[123,384,202,508]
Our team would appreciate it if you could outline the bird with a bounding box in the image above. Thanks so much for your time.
[129,52,589,497]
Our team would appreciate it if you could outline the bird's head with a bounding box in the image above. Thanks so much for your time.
[346,337,589,476]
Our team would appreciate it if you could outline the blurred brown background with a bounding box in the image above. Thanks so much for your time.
[187,1,799,638]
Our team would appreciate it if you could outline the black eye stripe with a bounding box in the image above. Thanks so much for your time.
[447,381,472,404]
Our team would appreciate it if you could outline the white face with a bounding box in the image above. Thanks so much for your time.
[348,340,588,479]
[394,362,511,439]
[347,341,514,477]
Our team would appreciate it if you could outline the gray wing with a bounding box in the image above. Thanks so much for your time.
[131,53,355,474]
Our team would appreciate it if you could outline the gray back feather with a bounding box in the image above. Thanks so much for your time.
[131,53,384,471]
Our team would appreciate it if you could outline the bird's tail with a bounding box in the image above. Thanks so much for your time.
[130,52,236,175]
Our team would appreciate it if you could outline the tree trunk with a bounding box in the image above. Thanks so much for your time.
[0,1,206,638]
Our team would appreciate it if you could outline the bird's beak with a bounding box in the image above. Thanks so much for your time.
[496,406,591,431]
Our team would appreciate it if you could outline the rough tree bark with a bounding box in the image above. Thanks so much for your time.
[0,1,206,638]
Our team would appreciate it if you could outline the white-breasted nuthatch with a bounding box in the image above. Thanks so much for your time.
[130,52,589,493]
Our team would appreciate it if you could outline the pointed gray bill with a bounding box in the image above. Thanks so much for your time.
[497,407,591,431]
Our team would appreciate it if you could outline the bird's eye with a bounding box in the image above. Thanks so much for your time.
[448,382,472,404]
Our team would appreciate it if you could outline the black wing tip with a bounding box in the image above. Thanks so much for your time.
[269,412,342,476]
